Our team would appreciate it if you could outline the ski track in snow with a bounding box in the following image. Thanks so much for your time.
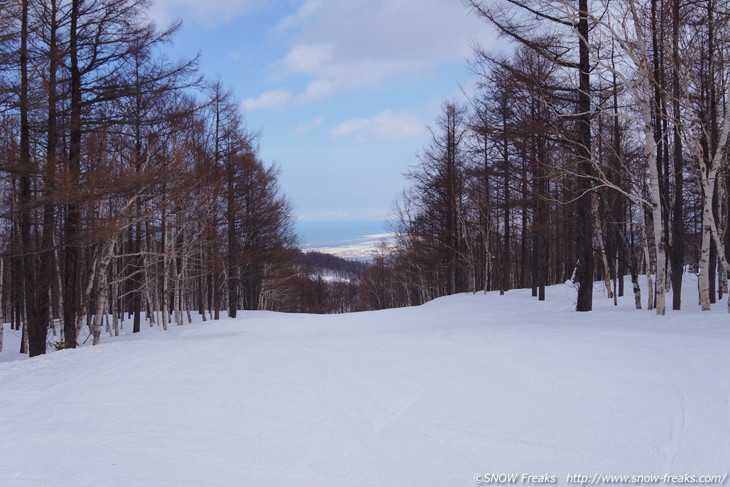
[0,275,729,486]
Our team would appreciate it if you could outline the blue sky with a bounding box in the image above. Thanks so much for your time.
[149,0,498,221]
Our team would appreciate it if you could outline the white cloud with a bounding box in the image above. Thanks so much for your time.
[285,0,485,62]
[330,110,424,141]
[277,43,419,103]
[295,116,325,135]
[148,0,258,27]
[276,43,336,77]
[241,89,293,112]
[273,0,323,37]
[245,0,497,109]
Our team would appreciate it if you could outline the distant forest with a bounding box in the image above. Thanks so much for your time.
[1,0,729,356]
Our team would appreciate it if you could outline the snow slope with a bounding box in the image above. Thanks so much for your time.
[1,276,729,486]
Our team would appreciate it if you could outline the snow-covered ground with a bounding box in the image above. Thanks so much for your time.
[1,276,729,487]
[307,269,357,283]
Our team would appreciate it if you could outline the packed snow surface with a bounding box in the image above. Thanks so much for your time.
[1,276,729,486]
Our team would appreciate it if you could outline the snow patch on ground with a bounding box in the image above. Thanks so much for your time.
[311,270,356,283]
[0,275,728,486]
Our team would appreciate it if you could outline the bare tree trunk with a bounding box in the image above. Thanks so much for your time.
[592,193,613,298]
[639,206,654,310]
[628,1,667,315]
[142,229,155,327]
[53,232,63,323]
[172,234,188,326]
[708,216,730,313]
[19,0,46,356]
[684,64,730,312]
[699,202,712,309]
[645,136,666,314]
[622,205,644,309]
[76,251,98,338]
[632,266,642,309]
[613,257,618,306]
[161,224,169,331]
[226,154,238,318]
[575,0,595,312]
[174,281,182,326]
[91,247,113,345]
[501,102,510,295]
[63,0,83,348]
[40,0,60,350]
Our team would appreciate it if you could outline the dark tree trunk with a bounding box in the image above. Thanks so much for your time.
[536,125,547,301]
[39,0,60,343]
[63,0,82,348]
[19,0,46,356]
[501,98,510,295]
[520,145,528,288]
[227,160,238,318]
[575,0,594,311]
[132,221,142,333]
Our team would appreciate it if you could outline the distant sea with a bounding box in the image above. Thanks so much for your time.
[296,219,391,246]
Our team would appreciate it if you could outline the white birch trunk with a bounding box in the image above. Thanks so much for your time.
[643,120,666,315]
[77,252,99,336]
[174,285,182,326]
[92,239,117,346]
[49,283,56,336]
[161,262,169,331]
[632,273,642,309]
[699,200,712,310]
[706,206,730,313]
[592,192,613,298]
[639,207,654,310]
[623,0,667,314]
[91,284,107,346]
[687,83,730,312]
[173,289,181,325]
[143,258,155,327]
[483,232,491,295]
[53,232,64,336]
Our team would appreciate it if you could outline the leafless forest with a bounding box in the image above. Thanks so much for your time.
[0,0,347,356]
[369,0,730,314]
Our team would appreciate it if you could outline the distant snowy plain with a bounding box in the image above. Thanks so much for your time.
[303,231,396,260]
[296,219,395,260]
[1,275,728,486]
